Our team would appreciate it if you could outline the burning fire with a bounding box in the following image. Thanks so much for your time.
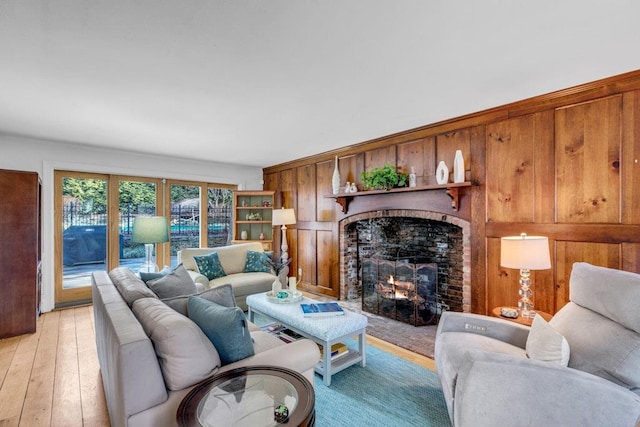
[386,275,409,299]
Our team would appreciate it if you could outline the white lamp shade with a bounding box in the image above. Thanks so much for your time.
[500,235,551,270]
[272,208,296,226]
[132,216,169,244]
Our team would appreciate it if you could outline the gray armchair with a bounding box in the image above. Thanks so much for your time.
[435,262,640,427]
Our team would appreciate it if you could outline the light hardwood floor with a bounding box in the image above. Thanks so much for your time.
[0,306,436,426]
[0,306,109,426]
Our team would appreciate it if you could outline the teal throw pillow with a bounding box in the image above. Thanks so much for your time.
[243,250,273,274]
[193,252,227,280]
[187,296,254,365]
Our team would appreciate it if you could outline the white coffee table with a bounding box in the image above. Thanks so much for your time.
[246,292,368,386]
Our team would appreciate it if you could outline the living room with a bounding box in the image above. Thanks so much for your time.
[2,1,640,426]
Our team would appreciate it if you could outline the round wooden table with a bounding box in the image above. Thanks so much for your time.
[491,307,552,326]
[177,365,315,427]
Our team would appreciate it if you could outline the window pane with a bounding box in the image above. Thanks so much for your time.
[170,184,201,266]
[61,177,108,289]
[119,180,157,270]
[207,187,233,247]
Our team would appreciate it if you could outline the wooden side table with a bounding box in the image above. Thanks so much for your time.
[491,307,552,326]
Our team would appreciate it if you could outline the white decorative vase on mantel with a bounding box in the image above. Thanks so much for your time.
[436,161,449,185]
[453,150,465,183]
[408,166,417,188]
[332,156,341,195]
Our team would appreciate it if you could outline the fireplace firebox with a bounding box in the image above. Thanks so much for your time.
[362,256,438,326]
[340,210,471,324]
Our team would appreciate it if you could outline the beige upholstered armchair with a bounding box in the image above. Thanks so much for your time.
[435,262,640,427]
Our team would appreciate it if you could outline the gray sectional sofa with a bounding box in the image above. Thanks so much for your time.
[92,267,319,427]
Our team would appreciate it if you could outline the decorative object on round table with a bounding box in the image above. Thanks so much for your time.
[274,404,289,423]
[436,161,449,184]
[266,289,303,304]
[177,366,315,427]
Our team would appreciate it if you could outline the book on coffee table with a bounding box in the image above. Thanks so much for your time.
[300,302,344,317]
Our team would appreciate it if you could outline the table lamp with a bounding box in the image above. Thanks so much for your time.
[500,233,551,318]
[272,208,296,264]
[132,216,169,273]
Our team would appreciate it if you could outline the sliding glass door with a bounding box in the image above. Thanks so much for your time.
[55,171,109,306]
[55,172,235,307]
[116,177,163,272]
[168,182,202,267]
[165,181,234,267]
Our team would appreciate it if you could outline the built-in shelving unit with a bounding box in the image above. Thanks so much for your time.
[232,190,275,250]
[326,182,472,214]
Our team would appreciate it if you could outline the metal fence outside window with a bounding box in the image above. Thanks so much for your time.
[62,202,232,264]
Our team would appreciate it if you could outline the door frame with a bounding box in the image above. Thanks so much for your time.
[54,170,109,306]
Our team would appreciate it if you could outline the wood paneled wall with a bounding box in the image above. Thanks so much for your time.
[264,70,640,315]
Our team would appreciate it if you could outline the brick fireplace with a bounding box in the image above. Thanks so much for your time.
[339,209,471,321]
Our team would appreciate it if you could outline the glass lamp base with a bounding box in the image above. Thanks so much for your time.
[517,268,536,319]
[138,243,159,274]
[138,262,159,274]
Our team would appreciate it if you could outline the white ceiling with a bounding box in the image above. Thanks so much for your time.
[1,1,639,168]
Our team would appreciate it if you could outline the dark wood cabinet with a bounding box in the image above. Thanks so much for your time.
[0,169,40,338]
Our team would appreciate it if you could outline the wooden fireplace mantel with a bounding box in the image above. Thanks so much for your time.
[326,182,472,214]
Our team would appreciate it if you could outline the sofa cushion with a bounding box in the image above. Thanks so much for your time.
[187,296,255,365]
[147,264,197,299]
[132,298,220,391]
[161,284,237,316]
[193,252,227,280]
[526,314,570,366]
[212,243,265,275]
[250,330,287,353]
[243,250,274,274]
[209,272,276,296]
[109,267,157,307]
[139,271,165,283]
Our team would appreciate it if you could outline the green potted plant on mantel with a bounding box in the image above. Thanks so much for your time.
[360,163,408,190]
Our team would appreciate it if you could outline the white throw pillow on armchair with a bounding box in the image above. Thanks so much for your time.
[526,314,570,366]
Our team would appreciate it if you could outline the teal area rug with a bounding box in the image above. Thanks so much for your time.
[250,313,450,426]
[313,340,451,427]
